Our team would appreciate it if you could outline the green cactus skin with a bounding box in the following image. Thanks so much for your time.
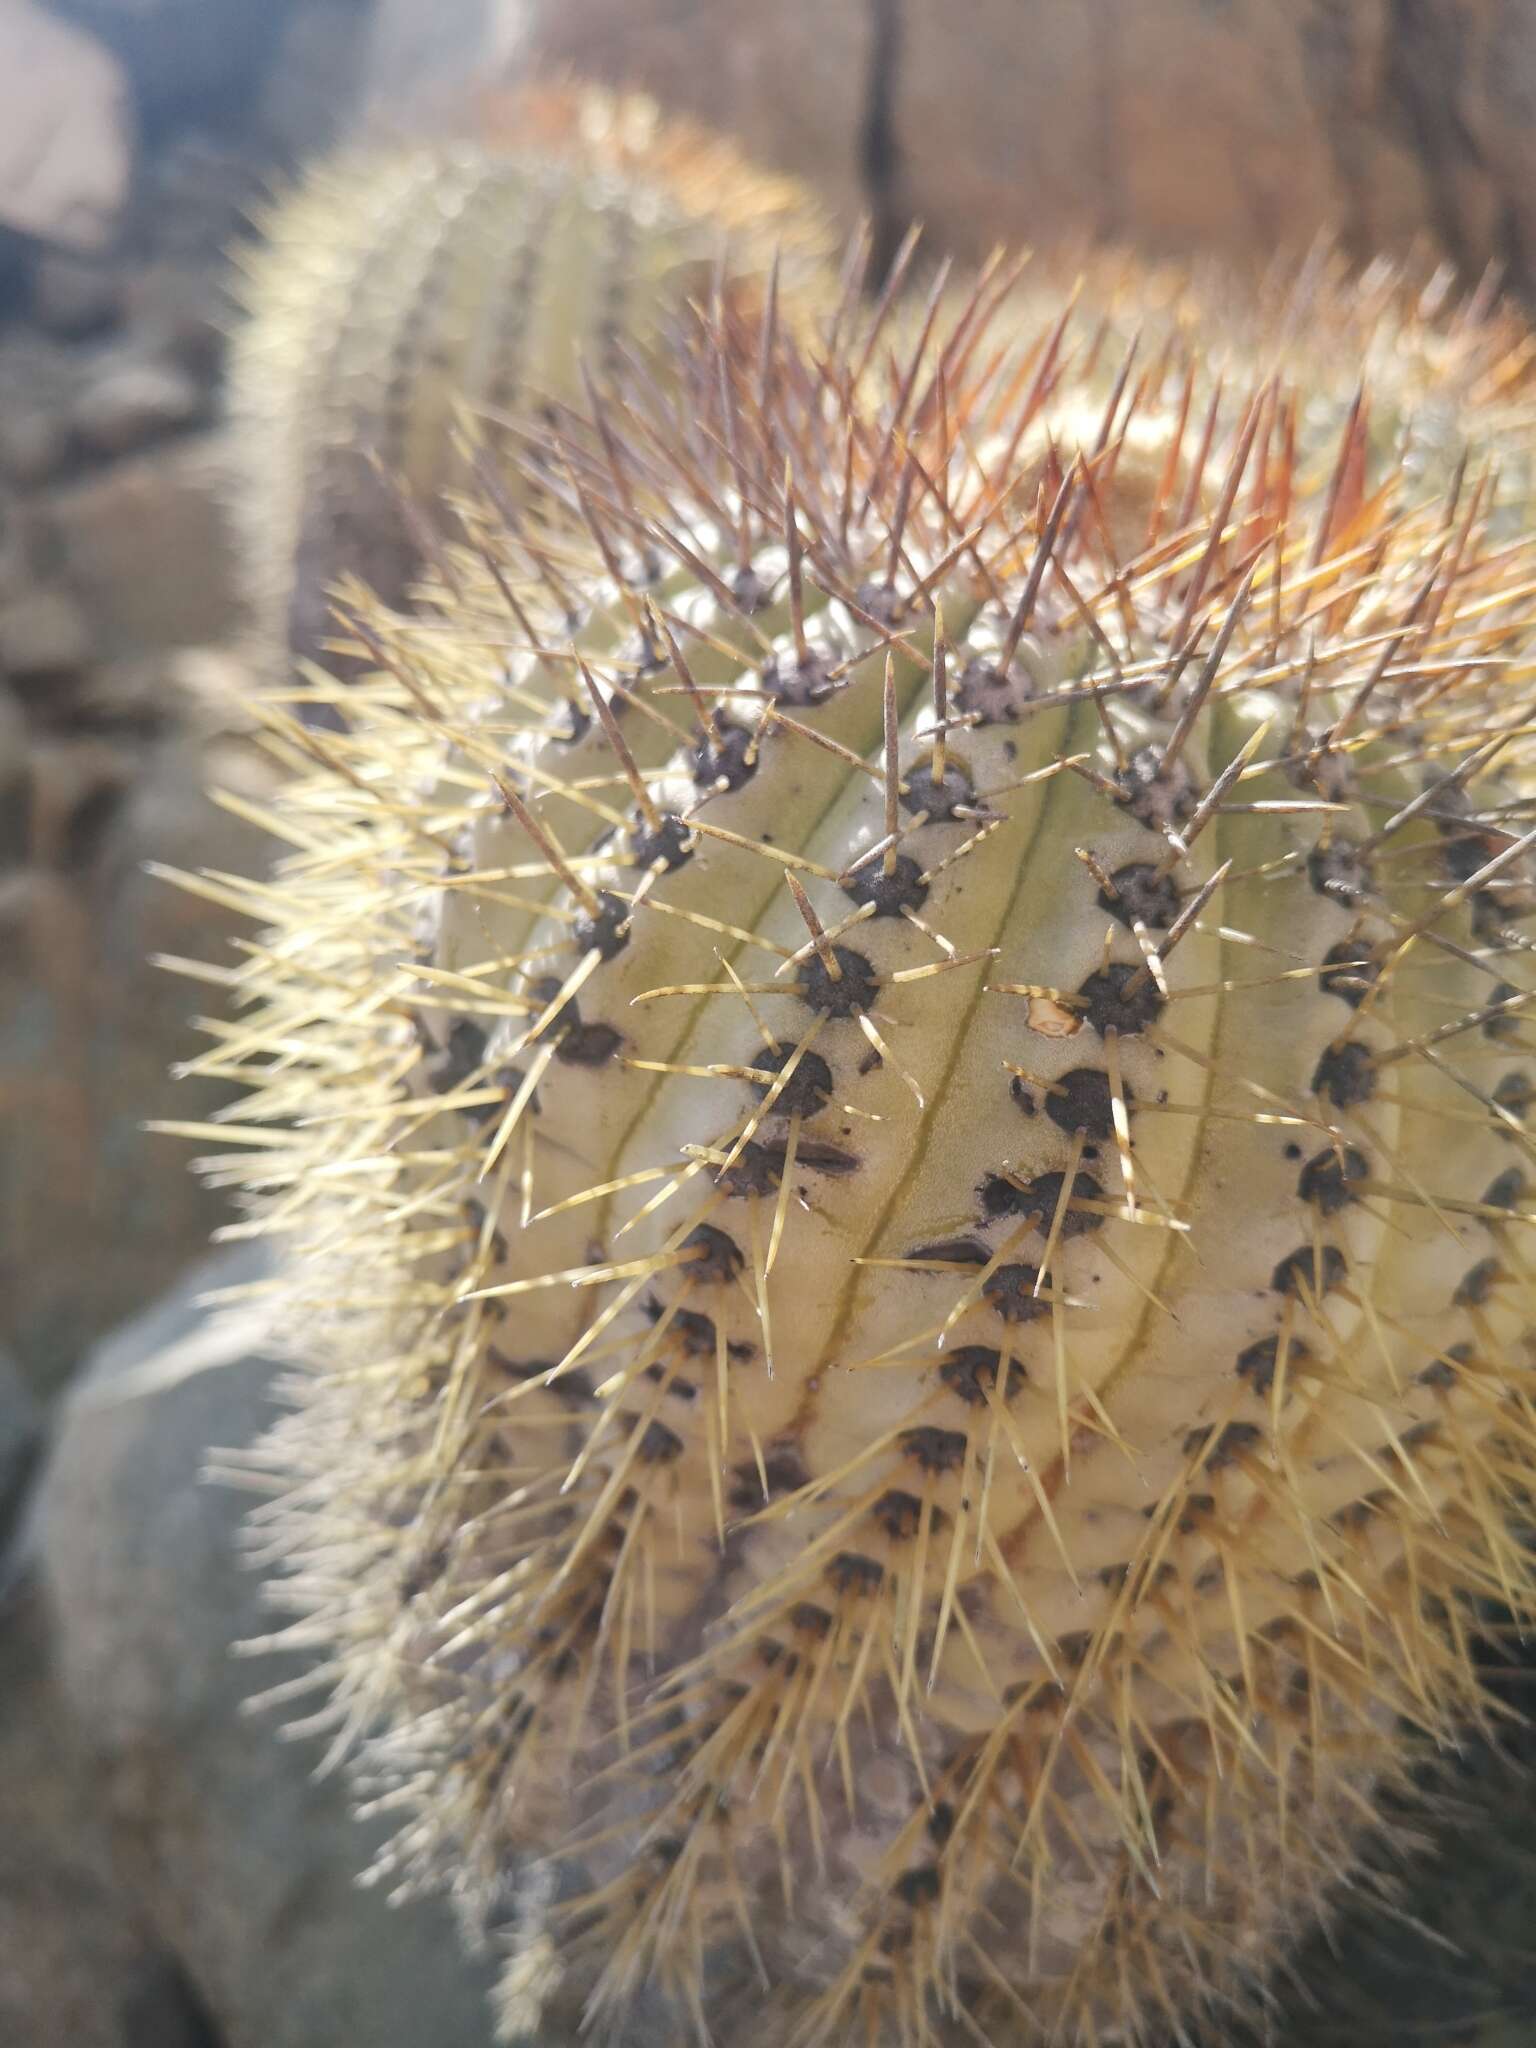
[179,263,1536,2047]
[228,84,827,681]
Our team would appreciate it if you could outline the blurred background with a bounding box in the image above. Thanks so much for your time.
[1,3,1535,2044]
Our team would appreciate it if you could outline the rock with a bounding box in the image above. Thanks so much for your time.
[130,132,260,267]
[0,1576,222,2048]
[37,1248,502,2048]
[508,0,1536,299]
[31,247,126,339]
[0,225,36,322]
[0,587,94,686]
[0,1351,40,1558]
[885,0,1430,269]
[112,136,256,384]
[365,0,513,121]
[506,0,872,224]
[120,258,230,386]
[0,689,28,866]
[0,670,275,1391]
[47,0,289,129]
[0,407,71,489]
[0,485,41,593]
[71,358,207,461]
[17,731,134,868]
[0,1,133,252]
[42,433,240,655]
[1457,0,1536,300]
[1263,1669,1536,2047]
[256,0,374,166]
[0,327,88,496]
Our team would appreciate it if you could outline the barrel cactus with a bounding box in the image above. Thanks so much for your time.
[187,256,1536,2047]
[228,82,826,679]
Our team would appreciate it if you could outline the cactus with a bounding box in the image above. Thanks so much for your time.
[228,83,827,679]
[187,260,1536,2048]
[1000,238,1536,521]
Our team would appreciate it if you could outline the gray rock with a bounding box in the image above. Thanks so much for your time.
[31,248,125,340]
[0,1,132,253]
[0,407,71,489]
[71,358,206,461]
[0,1350,40,1560]
[128,133,258,268]
[508,0,871,225]
[37,1248,500,2048]
[0,586,94,684]
[0,680,274,1392]
[120,258,228,387]
[364,0,505,121]
[0,1576,223,2048]
[46,0,290,126]
[256,0,374,165]
[0,686,29,866]
[42,432,239,656]
[0,329,85,499]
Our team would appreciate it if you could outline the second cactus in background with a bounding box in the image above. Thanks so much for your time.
[229,82,830,680]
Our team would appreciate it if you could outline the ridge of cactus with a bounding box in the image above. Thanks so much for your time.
[226,81,831,680]
[176,251,1536,2047]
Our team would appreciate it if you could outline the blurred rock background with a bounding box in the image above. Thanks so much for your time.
[4,1,1536,2043]
[0,5,492,2041]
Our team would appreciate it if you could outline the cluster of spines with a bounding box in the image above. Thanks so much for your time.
[178,244,1536,2048]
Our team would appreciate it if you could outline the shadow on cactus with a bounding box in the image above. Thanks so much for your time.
[175,247,1536,2047]
[228,81,830,684]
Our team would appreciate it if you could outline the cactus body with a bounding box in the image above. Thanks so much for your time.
[229,85,826,676]
[196,270,1536,2046]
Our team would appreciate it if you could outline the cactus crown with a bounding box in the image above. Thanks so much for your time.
[191,261,1536,2046]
